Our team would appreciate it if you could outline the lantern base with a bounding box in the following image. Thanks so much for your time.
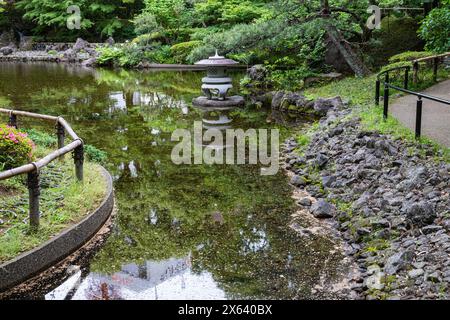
[192,95,245,109]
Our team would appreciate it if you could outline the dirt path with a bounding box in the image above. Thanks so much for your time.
[390,79,450,147]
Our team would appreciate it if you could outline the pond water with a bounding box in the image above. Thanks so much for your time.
[0,62,345,300]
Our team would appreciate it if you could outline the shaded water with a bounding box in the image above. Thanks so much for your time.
[0,63,344,300]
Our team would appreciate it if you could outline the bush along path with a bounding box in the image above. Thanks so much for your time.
[283,101,450,300]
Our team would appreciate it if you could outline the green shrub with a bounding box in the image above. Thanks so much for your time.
[388,51,434,64]
[268,65,317,91]
[96,46,125,67]
[24,128,57,147]
[170,40,202,63]
[145,45,175,64]
[419,5,450,53]
[0,124,34,170]
[84,144,107,164]
[379,61,411,74]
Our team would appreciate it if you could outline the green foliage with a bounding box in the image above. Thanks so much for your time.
[96,46,125,66]
[187,20,284,63]
[379,61,411,74]
[0,125,34,170]
[84,144,108,164]
[24,128,56,147]
[138,0,188,30]
[419,5,450,53]
[268,66,317,91]
[194,0,272,26]
[133,11,162,36]
[15,0,144,41]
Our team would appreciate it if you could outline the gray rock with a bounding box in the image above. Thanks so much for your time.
[315,153,329,169]
[0,46,14,56]
[298,198,312,206]
[310,199,335,219]
[385,250,415,274]
[371,218,390,229]
[105,36,115,46]
[73,38,90,53]
[322,175,336,188]
[247,64,267,82]
[408,269,424,278]
[328,126,344,137]
[405,201,436,227]
[313,96,343,114]
[290,175,307,187]
[81,57,97,67]
[421,225,443,235]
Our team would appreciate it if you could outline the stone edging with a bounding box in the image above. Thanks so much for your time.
[0,166,114,292]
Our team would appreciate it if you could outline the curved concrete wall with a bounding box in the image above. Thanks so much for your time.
[0,166,114,292]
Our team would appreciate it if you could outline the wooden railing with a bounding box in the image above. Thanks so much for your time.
[412,52,450,84]
[0,108,84,228]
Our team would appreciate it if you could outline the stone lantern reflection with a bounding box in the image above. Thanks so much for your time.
[192,51,245,151]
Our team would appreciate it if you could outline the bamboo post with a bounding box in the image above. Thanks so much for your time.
[433,57,438,82]
[56,122,65,160]
[404,67,409,90]
[74,144,84,182]
[9,114,17,129]
[27,169,40,228]
[413,62,419,85]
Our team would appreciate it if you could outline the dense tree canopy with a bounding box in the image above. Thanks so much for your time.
[0,0,448,85]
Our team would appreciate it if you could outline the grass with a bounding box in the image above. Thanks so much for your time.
[304,65,450,162]
[0,132,108,263]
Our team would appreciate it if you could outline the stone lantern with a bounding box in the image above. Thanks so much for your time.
[192,51,244,108]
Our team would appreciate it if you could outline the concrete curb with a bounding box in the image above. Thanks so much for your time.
[0,166,114,292]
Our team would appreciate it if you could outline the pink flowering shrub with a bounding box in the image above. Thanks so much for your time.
[0,124,35,170]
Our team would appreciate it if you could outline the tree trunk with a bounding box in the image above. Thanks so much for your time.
[325,24,371,77]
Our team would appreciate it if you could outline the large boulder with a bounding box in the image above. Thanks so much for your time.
[105,37,115,46]
[313,96,344,114]
[0,46,14,56]
[82,57,97,67]
[73,38,90,53]
[62,48,77,62]
[271,91,311,112]
[384,250,415,275]
[310,199,335,219]
[247,64,267,82]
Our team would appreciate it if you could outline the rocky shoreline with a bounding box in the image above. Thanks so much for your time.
[0,37,108,67]
[282,99,450,300]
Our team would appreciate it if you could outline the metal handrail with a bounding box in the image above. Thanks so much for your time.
[374,55,450,140]
[0,108,84,227]
[377,65,411,80]
[385,84,450,105]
